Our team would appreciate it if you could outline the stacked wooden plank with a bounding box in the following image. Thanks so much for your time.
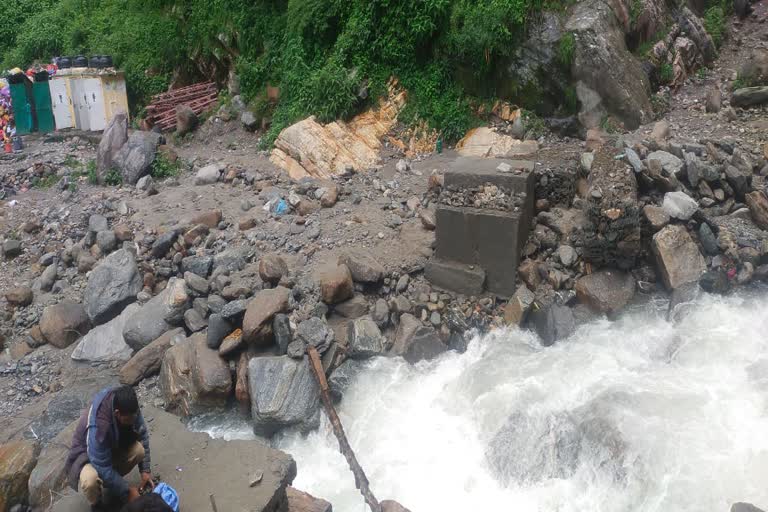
[146,82,217,132]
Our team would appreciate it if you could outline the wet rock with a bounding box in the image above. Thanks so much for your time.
[113,131,161,185]
[391,313,422,356]
[5,286,33,307]
[123,278,190,350]
[242,287,291,345]
[159,333,232,416]
[575,269,636,314]
[96,111,128,183]
[84,249,142,325]
[643,205,670,231]
[328,359,367,403]
[120,328,186,385]
[313,263,354,304]
[529,303,576,346]
[503,285,536,326]
[71,303,139,362]
[259,254,288,286]
[0,440,41,512]
[745,191,768,230]
[248,356,320,436]
[40,302,90,348]
[347,317,387,359]
[371,299,390,328]
[699,223,720,255]
[403,326,448,364]
[339,250,385,283]
[662,191,698,221]
[195,163,225,185]
[699,269,731,295]
[653,225,707,290]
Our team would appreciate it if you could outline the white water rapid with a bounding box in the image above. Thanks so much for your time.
[190,290,768,512]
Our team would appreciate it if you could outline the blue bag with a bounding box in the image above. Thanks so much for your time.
[153,482,180,512]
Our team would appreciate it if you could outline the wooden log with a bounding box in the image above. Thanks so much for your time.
[307,346,381,512]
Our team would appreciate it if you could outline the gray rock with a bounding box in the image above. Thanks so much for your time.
[2,239,22,259]
[113,131,162,185]
[207,295,226,315]
[699,269,731,295]
[220,299,248,320]
[96,112,128,184]
[624,148,643,174]
[84,249,142,325]
[371,299,390,328]
[184,271,209,297]
[647,151,684,176]
[339,250,385,283]
[396,274,410,293]
[71,303,139,362]
[294,317,334,355]
[334,294,369,319]
[248,356,321,436]
[347,317,386,359]
[684,152,702,186]
[206,314,232,350]
[195,163,225,185]
[39,252,57,266]
[273,314,293,355]
[699,223,720,255]
[96,230,117,253]
[430,311,442,326]
[151,230,178,259]
[529,303,576,346]
[241,111,259,131]
[182,255,213,277]
[123,279,189,350]
[574,269,636,314]
[40,264,57,292]
[136,175,155,192]
[731,503,766,512]
[653,225,707,290]
[580,152,594,173]
[176,105,198,135]
[731,86,768,108]
[88,214,109,233]
[184,308,207,332]
[662,191,699,221]
[557,245,578,267]
[725,165,751,199]
[213,247,252,273]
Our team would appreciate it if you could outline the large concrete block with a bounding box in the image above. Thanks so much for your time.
[446,157,535,197]
[425,258,486,296]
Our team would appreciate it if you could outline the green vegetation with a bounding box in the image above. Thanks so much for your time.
[86,160,98,184]
[3,0,582,145]
[103,168,122,186]
[151,154,182,179]
[522,109,547,139]
[32,174,60,189]
[704,5,726,47]
[557,33,575,69]
[659,62,674,84]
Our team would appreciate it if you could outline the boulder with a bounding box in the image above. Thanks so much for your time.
[40,302,90,349]
[652,224,707,290]
[313,263,354,304]
[242,287,291,345]
[112,131,161,185]
[699,269,731,295]
[241,111,259,131]
[273,314,293,355]
[371,298,390,328]
[292,317,334,356]
[27,420,77,508]
[206,314,233,350]
[88,214,109,233]
[0,440,40,512]
[136,175,155,193]
[334,294,369,319]
[5,286,33,307]
[96,230,117,253]
[455,127,539,158]
[575,270,636,314]
[248,356,321,436]
[123,278,190,351]
[2,240,23,260]
[213,246,251,273]
[120,328,186,385]
[725,165,751,199]
[503,285,536,326]
[184,308,207,332]
[96,111,128,184]
[175,105,198,136]
[159,334,232,416]
[732,87,768,108]
[662,191,698,220]
[84,249,142,325]
[259,254,288,286]
[746,191,768,230]
[184,271,209,297]
[182,255,214,277]
[698,222,720,255]
[566,0,653,129]
[328,359,367,403]
[150,230,178,259]
[195,163,225,185]
[339,249,385,283]
[529,303,576,346]
[71,303,140,362]
[347,317,386,359]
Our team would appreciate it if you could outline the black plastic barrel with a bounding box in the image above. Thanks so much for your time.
[59,57,72,69]
[73,55,88,67]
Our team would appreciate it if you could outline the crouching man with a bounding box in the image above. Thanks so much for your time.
[65,385,154,509]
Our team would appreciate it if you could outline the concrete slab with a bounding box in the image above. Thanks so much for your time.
[446,157,535,197]
[424,258,486,296]
[434,206,524,297]
[51,406,296,512]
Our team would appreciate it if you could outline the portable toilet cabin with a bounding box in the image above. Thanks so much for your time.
[49,74,75,130]
[32,71,55,133]
[7,73,34,135]
[67,70,129,131]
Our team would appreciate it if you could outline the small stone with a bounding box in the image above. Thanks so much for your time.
[2,240,22,259]
[396,274,410,293]
[662,191,699,220]
[420,209,436,230]
[259,254,288,286]
[557,245,578,267]
[430,311,441,326]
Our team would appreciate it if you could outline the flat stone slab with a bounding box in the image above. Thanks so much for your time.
[51,406,296,512]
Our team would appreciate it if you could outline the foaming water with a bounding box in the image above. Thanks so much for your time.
[191,291,768,512]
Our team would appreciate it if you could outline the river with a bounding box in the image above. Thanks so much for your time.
[190,290,768,512]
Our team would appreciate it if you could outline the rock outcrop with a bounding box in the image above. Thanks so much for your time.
[84,249,142,325]
[653,224,706,290]
[575,269,636,314]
